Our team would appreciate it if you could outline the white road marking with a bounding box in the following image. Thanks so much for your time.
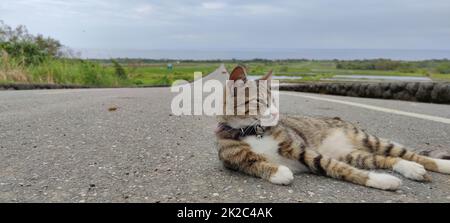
[281,92,450,125]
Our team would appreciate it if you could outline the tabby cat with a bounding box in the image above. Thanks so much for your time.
[215,65,450,190]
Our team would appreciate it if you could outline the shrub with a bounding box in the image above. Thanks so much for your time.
[133,79,144,85]
[111,59,127,79]
[436,63,450,74]
[1,20,63,65]
[279,66,289,72]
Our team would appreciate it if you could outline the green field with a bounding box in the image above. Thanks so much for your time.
[0,57,219,87]
[121,62,219,86]
[2,59,450,87]
[224,60,450,82]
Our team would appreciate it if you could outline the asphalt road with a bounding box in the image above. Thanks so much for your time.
[1,65,450,203]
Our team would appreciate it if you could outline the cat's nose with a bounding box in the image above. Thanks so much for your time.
[270,106,279,116]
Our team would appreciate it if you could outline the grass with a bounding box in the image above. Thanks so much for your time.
[225,60,450,82]
[430,73,450,81]
[0,53,220,87]
[2,57,450,87]
[124,62,219,86]
[1,55,120,86]
[28,59,118,86]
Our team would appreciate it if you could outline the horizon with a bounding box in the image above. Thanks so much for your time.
[77,48,450,60]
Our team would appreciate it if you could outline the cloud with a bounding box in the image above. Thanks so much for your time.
[240,4,286,15]
[134,4,154,16]
[201,2,227,10]
[1,0,450,51]
[170,33,205,40]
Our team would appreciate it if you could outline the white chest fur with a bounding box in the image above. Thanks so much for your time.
[243,135,308,173]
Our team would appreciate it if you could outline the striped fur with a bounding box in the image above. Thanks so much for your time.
[216,65,450,190]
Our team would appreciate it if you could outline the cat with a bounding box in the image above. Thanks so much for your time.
[215,65,450,190]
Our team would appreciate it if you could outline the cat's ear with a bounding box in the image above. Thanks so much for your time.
[229,65,247,82]
[259,69,273,80]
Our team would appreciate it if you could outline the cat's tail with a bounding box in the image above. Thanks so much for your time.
[357,131,450,174]
[419,150,450,160]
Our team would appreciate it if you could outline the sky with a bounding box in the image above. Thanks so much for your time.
[1,0,450,51]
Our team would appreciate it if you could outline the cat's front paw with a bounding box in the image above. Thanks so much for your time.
[269,165,294,185]
[366,172,402,190]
